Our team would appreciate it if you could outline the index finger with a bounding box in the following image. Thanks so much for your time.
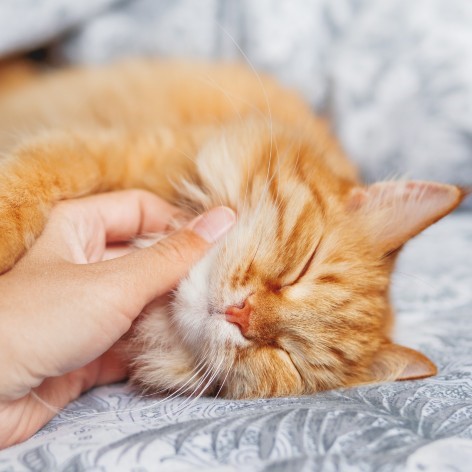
[59,189,188,242]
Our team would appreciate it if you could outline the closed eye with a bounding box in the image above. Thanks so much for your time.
[283,237,322,287]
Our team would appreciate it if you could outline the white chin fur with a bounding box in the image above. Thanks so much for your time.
[173,246,248,354]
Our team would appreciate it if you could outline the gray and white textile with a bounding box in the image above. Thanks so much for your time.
[0,1,471,471]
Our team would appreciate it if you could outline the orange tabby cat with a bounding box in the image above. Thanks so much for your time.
[0,60,465,399]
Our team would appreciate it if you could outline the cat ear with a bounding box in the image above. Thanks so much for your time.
[348,181,464,253]
[369,343,437,382]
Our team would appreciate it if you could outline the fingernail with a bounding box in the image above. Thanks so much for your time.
[189,207,236,243]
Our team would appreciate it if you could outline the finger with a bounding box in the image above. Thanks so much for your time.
[88,206,236,316]
[60,189,186,242]
[33,190,187,263]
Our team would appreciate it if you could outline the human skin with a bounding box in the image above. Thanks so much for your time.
[0,190,235,449]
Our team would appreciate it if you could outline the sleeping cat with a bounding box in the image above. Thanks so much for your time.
[0,60,466,399]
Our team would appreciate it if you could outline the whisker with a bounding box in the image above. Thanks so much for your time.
[213,353,235,400]
[171,354,226,418]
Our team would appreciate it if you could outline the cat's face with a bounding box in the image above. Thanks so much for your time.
[173,192,390,398]
[132,122,463,399]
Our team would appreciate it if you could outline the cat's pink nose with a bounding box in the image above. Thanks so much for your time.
[225,299,252,334]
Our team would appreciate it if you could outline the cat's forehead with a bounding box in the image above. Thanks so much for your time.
[195,121,326,208]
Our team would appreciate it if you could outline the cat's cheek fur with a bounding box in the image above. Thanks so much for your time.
[128,250,240,396]
[127,304,203,395]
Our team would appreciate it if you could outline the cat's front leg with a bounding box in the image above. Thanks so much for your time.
[0,182,49,273]
[0,127,201,273]
[0,141,99,272]
[0,131,123,273]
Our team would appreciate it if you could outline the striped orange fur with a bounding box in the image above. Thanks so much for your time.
[0,60,464,398]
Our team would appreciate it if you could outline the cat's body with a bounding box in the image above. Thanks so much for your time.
[0,60,465,398]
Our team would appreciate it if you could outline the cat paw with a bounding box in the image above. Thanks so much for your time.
[0,227,25,274]
[0,200,46,273]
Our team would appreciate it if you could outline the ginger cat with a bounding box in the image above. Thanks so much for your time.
[0,60,465,398]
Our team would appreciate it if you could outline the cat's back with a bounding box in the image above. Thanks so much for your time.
[0,60,316,150]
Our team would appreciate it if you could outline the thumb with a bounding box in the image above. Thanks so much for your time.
[93,206,236,312]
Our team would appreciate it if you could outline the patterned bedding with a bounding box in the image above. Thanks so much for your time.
[0,1,471,470]
[1,213,471,471]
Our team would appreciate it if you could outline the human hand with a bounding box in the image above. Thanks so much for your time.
[0,190,235,448]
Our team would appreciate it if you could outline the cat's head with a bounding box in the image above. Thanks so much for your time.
[133,121,465,399]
